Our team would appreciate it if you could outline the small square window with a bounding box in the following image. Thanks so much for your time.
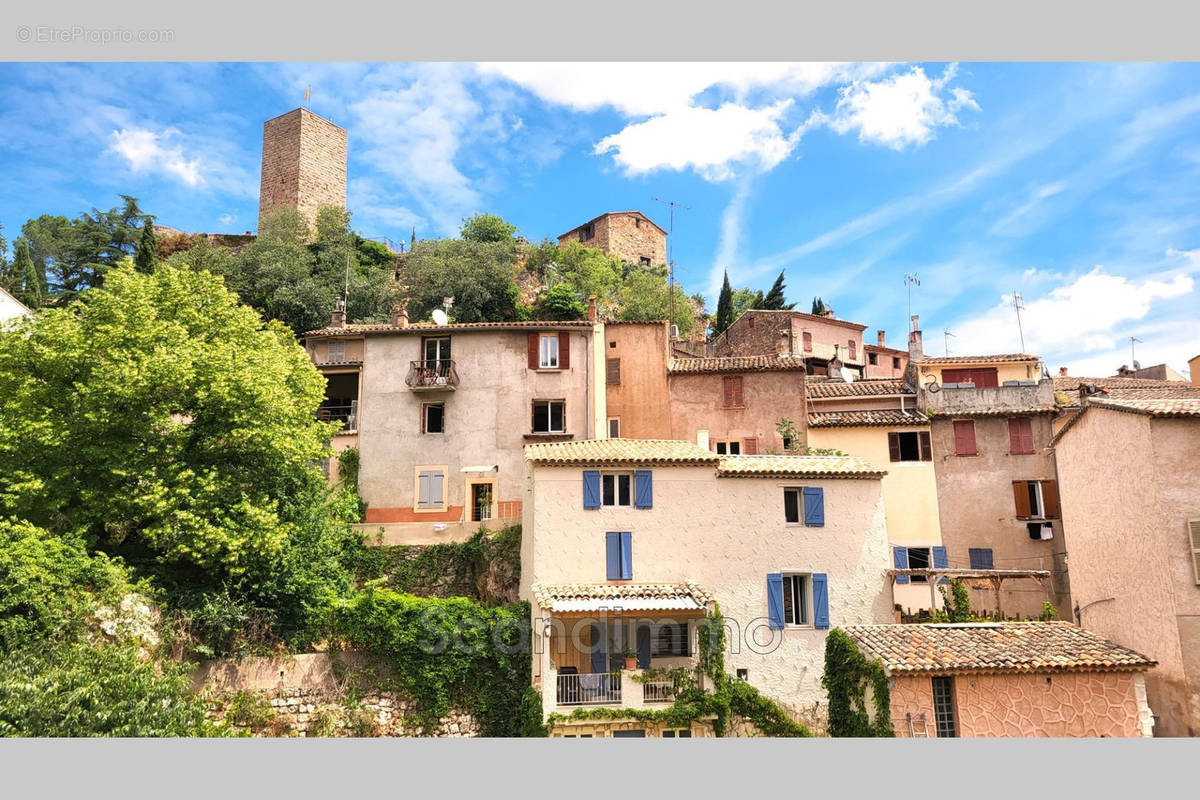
[422,402,444,434]
[893,357,901,369]
[868,352,878,365]
[736,668,748,681]
[532,400,565,433]
[639,256,651,266]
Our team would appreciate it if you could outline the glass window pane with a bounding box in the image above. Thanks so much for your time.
[782,576,795,624]
[618,475,631,506]
[551,402,564,432]
[602,474,615,506]
[729,442,740,455]
[533,403,549,432]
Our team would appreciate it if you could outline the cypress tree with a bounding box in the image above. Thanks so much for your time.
[811,296,827,315]
[134,221,157,274]
[13,239,41,308]
[761,270,794,310]
[713,270,734,337]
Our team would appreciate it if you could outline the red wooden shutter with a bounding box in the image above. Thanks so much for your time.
[723,376,743,407]
[1012,481,1032,518]
[888,432,901,462]
[848,340,856,359]
[742,437,758,455]
[1009,417,1033,454]
[918,431,932,460]
[558,332,570,370]
[1041,480,1060,518]
[803,332,813,352]
[953,420,977,455]
[527,334,538,369]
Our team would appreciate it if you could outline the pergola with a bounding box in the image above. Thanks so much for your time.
[887,568,1052,619]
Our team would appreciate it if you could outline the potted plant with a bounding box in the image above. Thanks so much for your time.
[623,647,638,670]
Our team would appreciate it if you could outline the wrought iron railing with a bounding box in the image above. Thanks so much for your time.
[405,359,459,390]
[317,400,358,431]
[642,678,677,704]
[556,672,622,706]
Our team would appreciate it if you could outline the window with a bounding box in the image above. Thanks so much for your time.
[931,676,958,737]
[714,441,740,455]
[1008,417,1035,454]
[470,483,493,522]
[782,574,811,626]
[907,547,931,583]
[1189,520,1200,585]
[652,623,690,656]
[1012,479,1059,519]
[612,730,645,738]
[532,400,565,433]
[968,548,994,570]
[422,402,444,434]
[735,669,748,681]
[579,223,595,242]
[609,340,617,348]
[538,334,559,368]
[783,487,825,526]
[328,339,346,362]
[416,469,445,509]
[802,331,813,352]
[892,357,901,369]
[952,420,977,456]
[868,352,878,366]
[605,531,633,580]
[608,417,621,438]
[424,336,451,364]
[848,340,857,360]
[639,256,651,266]
[941,367,998,388]
[601,472,633,507]
[606,357,621,385]
[722,375,744,408]
[660,730,692,738]
[888,431,932,461]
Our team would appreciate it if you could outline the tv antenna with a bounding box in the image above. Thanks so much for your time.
[943,328,955,356]
[1012,291,1026,353]
[653,197,690,337]
[904,273,920,329]
[1130,336,1142,370]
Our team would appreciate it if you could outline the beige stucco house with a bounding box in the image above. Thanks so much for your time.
[1052,394,1200,736]
[844,622,1155,737]
[0,285,32,326]
[520,438,893,736]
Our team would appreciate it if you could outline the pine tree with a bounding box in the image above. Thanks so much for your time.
[811,296,827,315]
[713,270,734,338]
[761,270,794,310]
[13,239,40,308]
[134,221,157,274]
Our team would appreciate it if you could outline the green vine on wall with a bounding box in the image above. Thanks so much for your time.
[821,628,894,737]
[336,446,366,522]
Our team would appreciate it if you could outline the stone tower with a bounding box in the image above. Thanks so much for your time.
[258,108,347,232]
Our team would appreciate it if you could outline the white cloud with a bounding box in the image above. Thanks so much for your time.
[218,213,237,226]
[989,181,1067,235]
[107,126,203,186]
[595,101,799,180]
[823,64,979,150]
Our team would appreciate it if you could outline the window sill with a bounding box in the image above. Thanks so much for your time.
[413,507,449,514]
[534,367,565,372]
[523,432,573,442]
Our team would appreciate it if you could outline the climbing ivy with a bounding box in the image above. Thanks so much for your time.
[336,447,366,521]
[822,628,894,737]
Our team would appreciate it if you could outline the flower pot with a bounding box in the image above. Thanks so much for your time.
[624,657,638,670]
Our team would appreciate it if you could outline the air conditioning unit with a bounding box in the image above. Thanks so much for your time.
[670,324,680,340]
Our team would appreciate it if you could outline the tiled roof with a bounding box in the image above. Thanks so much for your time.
[1054,375,1180,392]
[558,210,668,238]
[918,354,1040,365]
[716,454,886,478]
[525,438,718,466]
[1054,379,1200,409]
[842,622,1155,675]
[926,405,1058,418]
[1087,397,1200,418]
[305,320,595,337]
[808,409,930,428]
[668,355,808,374]
[532,581,713,613]
[806,378,911,398]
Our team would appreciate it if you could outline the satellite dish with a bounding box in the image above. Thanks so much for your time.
[1132,360,1142,371]
[431,309,449,326]
[840,366,855,383]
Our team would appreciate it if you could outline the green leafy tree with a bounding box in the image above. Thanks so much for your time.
[713,270,734,337]
[401,238,520,323]
[812,296,827,315]
[761,270,794,310]
[460,213,518,243]
[134,221,157,274]
[730,287,763,321]
[0,260,333,577]
[616,269,694,335]
[534,284,586,320]
[11,239,41,309]
[162,236,237,278]
[551,241,622,305]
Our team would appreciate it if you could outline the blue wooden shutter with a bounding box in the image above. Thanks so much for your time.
[812,573,829,630]
[636,625,651,669]
[634,470,653,508]
[893,546,910,584]
[606,532,621,580]
[767,573,784,629]
[590,623,607,674]
[932,546,949,585]
[583,470,601,509]
[803,487,825,526]
[620,532,633,580]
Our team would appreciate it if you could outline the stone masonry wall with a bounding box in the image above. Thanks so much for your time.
[558,213,666,265]
[259,108,347,232]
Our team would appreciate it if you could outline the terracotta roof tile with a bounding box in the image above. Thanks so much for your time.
[1087,397,1200,418]
[305,320,595,337]
[918,354,1040,365]
[524,438,718,466]
[926,405,1058,418]
[1054,378,1200,409]
[532,581,713,613]
[716,454,886,478]
[808,409,930,427]
[841,621,1155,674]
[668,355,808,374]
[806,378,911,398]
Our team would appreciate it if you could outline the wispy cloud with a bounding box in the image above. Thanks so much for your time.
[108,126,203,186]
[989,181,1067,235]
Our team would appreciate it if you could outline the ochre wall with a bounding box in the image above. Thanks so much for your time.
[668,370,806,452]
[604,322,671,439]
[890,671,1152,737]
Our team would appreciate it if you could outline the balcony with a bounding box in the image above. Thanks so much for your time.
[405,359,459,391]
[547,668,694,713]
[922,378,1055,416]
[317,400,358,432]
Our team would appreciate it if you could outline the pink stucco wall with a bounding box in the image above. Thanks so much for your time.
[890,671,1152,737]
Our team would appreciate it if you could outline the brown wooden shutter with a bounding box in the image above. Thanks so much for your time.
[1041,480,1060,519]
[888,432,901,462]
[559,332,570,370]
[730,376,744,406]
[1189,520,1200,585]
[803,332,813,352]
[953,420,977,455]
[527,334,538,369]
[1013,481,1032,519]
[919,431,932,461]
[722,376,736,407]
[742,437,758,455]
[606,357,621,385]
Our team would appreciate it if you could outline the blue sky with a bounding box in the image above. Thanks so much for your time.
[1,62,1197,376]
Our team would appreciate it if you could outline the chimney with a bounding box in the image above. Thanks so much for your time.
[1059,366,1068,377]
[820,307,836,319]
[587,295,597,322]
[877,330,887,348]
[391,299,409,328]
[828,345,845,381]
[331,298,346,329]
[908,319,923,361]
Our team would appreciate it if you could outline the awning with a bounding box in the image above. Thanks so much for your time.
[531,581,713,613]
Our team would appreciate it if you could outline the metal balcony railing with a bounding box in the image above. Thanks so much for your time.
[642,678,677,704]
[317,400,358,431]
[556,672,622,706]
[405,359,459,390]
